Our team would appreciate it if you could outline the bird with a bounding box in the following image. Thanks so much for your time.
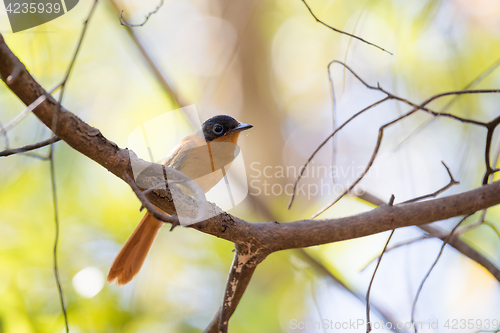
[107,115,253,286]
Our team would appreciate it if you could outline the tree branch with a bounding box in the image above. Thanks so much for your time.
[411,214,472,333]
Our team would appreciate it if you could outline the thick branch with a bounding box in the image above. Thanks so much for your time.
[217,248,263,333]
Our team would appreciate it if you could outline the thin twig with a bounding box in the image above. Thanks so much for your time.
[366,229,395,333]
[119,0,164,27]
[327,61,338,185]
[301,0,392,55]
[401,161,459,204]
[0,136,60,157]
[457,122,500,235]
[45,2,99,331]
[48,141,68,332]
[410,214,471,333]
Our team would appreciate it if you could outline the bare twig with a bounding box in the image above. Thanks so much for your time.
[43,2,100,332]
[457,128,500,235]
[411,214,472,332]
[419,224,500,282]
[119,0,164,27]
[328,60,338,185]
[366,229,395,333]
[401,161,459,204]
[301,0,392,55]
[0,136,60,157]
[48,145,66,332]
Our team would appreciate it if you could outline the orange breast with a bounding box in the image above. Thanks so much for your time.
[164,132,241,193]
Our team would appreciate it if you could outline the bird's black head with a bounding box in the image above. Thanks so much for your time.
[199,115,253,142]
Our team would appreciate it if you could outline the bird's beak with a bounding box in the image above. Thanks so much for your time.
[232,123,253,132]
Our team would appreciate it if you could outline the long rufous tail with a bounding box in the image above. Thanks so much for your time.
[107,212,163,286]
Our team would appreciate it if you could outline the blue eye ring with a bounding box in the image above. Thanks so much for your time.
[213,124,224,135]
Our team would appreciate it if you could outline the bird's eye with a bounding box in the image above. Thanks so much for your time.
[213,124,224,135]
